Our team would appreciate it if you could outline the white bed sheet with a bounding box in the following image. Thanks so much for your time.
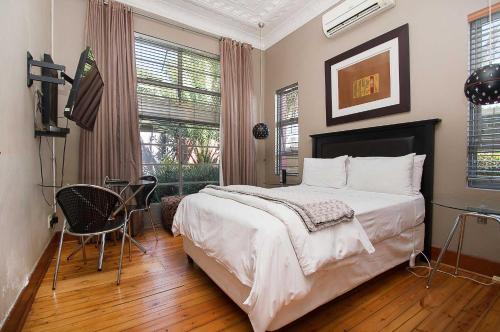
[284,185,425,243]
[172,185,425,332]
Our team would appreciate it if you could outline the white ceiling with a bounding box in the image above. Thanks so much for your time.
[120,0,341,49]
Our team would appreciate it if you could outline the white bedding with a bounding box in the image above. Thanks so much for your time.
[200,186,375,275]
[288,186,425,243]
[172,185,425,332]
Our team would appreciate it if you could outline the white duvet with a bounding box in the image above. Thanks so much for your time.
[172,185,424,332]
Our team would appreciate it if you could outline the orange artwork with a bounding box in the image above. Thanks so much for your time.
[338,51,391,110]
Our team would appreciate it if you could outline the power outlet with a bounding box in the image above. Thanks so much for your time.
[477,216,488,225]
[47,213,58,229]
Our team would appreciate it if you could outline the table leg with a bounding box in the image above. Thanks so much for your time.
[98,234,106,271]
[124,232,147,254]
[427,214,462,288]
[455,216,466,275]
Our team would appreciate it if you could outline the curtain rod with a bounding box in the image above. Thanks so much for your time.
[106,0,254,46]
[132,9,222,42]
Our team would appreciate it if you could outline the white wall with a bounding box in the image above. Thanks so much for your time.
[0,0,54,326]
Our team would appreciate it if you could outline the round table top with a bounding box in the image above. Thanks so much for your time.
[432,196,500,216]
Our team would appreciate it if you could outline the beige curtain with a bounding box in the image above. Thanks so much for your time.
[220,38,256,185]
[79,0,141,184]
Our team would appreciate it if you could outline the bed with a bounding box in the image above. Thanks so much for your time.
[173,119,440,331]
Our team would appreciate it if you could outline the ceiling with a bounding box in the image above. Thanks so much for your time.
[119,0,341,49]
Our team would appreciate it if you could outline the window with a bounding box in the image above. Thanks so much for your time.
[135,33,220,196]
[275,83,299,175]
[468,12,500,190]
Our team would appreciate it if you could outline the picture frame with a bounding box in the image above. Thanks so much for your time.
[325,24,410,126]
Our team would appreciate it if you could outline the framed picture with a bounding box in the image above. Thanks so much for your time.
[325,24,410,126]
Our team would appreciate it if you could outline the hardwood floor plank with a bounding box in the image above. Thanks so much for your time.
[410,277,481,332]
[349,270,460,332]
[444,284,500,332]
[472,290,500,332]
[20,230,499,332]
[393,307,431,332]
[284,267,411,331]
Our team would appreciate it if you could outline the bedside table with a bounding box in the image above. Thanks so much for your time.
[427,198,500,288]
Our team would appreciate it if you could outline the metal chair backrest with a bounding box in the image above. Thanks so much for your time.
[134,175,158,209]
[56,184,126,234]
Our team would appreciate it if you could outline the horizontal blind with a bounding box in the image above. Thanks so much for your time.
[468,12,500,189]
[135,33,221,126]
[276,83,299,175]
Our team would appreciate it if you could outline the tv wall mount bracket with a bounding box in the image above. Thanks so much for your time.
[27,51,74,87]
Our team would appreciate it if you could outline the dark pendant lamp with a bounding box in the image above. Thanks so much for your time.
[464,0,500,105]
[253,22,269,140]
[464,65,500,105]
[253,123,269,139]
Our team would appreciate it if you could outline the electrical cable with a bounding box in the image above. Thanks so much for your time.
[407,212,493,286]
[38,137,55,207]
[407,250,494,287]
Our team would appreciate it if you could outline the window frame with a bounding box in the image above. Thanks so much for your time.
[135,33,221,195]
[275,82,299,176]
[467,11,500,190]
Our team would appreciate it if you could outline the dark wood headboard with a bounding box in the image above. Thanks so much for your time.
[310,119,441,257]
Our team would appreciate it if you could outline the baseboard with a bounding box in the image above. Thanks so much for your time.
[1,232,60,332]
[431,246,500,277]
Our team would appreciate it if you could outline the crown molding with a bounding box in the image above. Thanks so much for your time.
[261,0,340,49]
[121,0,261,46]
[120,0,341,50]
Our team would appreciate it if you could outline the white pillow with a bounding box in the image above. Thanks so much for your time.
[412,154,426,194]
[302,156,348,188]
[347,154,415,195]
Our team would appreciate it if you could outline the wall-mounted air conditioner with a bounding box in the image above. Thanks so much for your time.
[322,0,395,38]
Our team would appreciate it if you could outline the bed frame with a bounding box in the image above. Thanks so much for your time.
[310,118,441,258]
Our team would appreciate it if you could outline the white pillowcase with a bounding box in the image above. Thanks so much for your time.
[347,154,415,195]
[302,156,348,188]
[412,154,426,194]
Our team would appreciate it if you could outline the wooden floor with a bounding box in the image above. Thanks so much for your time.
[23,229,499,332]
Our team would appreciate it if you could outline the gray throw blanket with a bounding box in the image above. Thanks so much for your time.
[203,185,354,232]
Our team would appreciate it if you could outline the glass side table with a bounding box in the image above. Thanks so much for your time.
[427,197,500,288]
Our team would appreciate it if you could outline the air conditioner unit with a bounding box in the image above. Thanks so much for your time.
[322,0,395,38]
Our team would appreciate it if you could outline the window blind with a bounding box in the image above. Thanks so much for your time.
[468,12,500,190]
[135,33,221,126]
[275,83,299,175]
[135,33,220,196]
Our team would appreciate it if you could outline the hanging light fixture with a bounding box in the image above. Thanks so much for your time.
[253,122,269,139]
[464,0,500,105]
[253,22,270,139]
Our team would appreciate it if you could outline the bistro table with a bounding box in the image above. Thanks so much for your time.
[427,197,500,288]
[104,178,154,262]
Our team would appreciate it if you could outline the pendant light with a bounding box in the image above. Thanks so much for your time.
[464,0,500,105]
[253,22,269,139]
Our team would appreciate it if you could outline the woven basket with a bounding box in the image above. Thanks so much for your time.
[161,195,185,233]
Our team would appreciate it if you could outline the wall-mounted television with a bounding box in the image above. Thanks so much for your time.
[64,47,104,131]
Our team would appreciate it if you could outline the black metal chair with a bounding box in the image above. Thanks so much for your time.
[124,175,159,244]
[53,184,129,290]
